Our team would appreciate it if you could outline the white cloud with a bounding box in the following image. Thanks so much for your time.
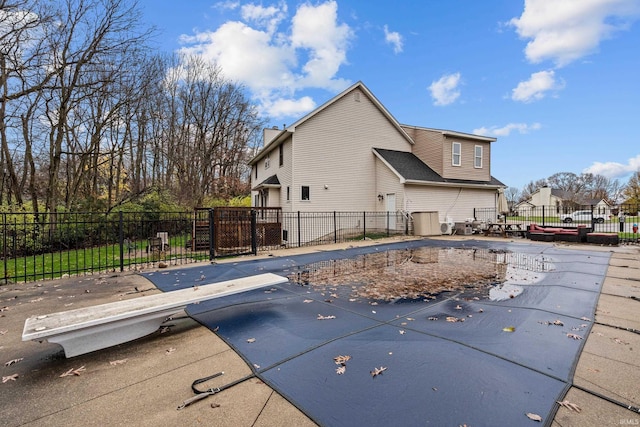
[214,1,240,12]
[241,3,287,34]
[178,1,353,119]
[179,21,297,91]
[509,0,640,67]
[428,72,461,106]
[290,1,353,89]
[583,154,640,179]
[261,96,317,119]
[383,25,403,53]
[473,122,542,137]
[511,70,564,102]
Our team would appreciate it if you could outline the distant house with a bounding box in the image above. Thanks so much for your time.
[248,81,504,225]
[516,186,612,216]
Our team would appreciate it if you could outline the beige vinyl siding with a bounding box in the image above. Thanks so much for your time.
[290,88,412,212]
[442,137,491,182]
[374,157,405,211]
[278,139,293,211]
[402,126,444,175]
[251,137,293,209]
[405,185,495,223]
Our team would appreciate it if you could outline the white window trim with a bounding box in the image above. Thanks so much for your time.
[452,142,461,167]
[474,145,483,168]
[264,153,270,169]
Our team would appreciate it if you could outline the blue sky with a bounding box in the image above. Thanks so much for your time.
[138,0,640,191]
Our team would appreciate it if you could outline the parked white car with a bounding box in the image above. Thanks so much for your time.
[560,210,607,223]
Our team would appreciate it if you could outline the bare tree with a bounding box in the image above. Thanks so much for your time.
[0,0,55,206]
[504,186,520,210]
[159,54,264,207]
[37,0,153,212]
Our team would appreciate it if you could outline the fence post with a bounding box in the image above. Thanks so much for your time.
[297,211,301,248]
[334,211,337,243]
[209,208,215,261]
[363,211,366,240]
[3,213,7,284]
[542,206,545,226]
[118,211,124,272]
[387,211,390,237]
[251,210,258,255]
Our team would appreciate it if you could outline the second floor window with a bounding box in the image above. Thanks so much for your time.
[474,145,483,168]
[452,142,461,166]
[279,144,284,166]
[265,153,270,169]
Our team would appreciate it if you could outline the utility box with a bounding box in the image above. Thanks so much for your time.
[454,222,473,236]
[413,211,440,236]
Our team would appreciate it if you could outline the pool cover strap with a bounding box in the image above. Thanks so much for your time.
[177,371,255,410]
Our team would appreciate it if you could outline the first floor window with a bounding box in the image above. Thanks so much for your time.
[301,185,310,201]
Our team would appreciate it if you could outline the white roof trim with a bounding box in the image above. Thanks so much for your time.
[249,81,414,166]
[404,179,503,190]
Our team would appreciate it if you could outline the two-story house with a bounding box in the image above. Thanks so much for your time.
[249,81,504,226]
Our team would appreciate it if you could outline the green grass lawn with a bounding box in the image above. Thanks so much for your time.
[0,234,208,283]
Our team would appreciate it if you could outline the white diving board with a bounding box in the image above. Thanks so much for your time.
[22,273,288,358]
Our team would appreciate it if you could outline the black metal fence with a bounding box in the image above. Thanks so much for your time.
[277,210,410,249]
[0,209,410,283]
[474,203,640,243]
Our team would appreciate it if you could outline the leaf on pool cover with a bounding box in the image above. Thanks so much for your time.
[246,338,256,343]
[3,374,19,383]
[336,366,346,375]
[526,412,542,422]
[503,326,515,332]
[556,400,581,412]
[567,333,583,340]
[446,316,464,323]
[552,320,564,326]
[317,314,336,320]
[428,316,438,321]
[303,299,314,303]
[5,358,23,367]
[580,316,591,322]
[333,355,351,365]
[370,366,387,378]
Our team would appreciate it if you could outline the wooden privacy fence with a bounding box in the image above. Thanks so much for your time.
[193,207,282,258]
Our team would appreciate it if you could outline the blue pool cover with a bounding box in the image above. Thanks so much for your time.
[143,239,609,427]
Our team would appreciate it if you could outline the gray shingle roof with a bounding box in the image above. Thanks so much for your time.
[252,174,280,190]
[373,148,504,187]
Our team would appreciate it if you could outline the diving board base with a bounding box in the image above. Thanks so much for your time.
[45,307,186,357]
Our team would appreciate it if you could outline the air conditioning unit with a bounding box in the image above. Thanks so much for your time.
[440,222,453,235]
